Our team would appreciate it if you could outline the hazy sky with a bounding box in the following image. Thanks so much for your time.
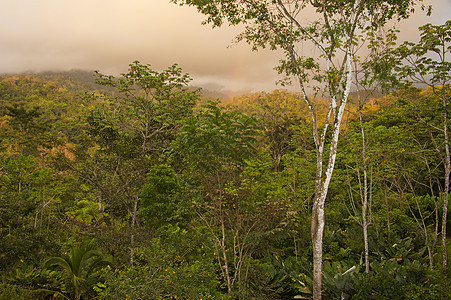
[0,0,450,95]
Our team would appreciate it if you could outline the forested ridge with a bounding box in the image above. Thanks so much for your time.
[0,2,451,297]
[0,62,449,299]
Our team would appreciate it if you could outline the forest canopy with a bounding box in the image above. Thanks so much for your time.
[0,11,450,300]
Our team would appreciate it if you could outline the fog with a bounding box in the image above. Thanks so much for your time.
[0,0,449,94]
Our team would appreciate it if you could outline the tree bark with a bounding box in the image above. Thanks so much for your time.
[442,86,449,267]
[130,192,139,266]
[311,43,352,299]
[359,109,370,274]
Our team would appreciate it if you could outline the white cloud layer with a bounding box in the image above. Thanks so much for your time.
[0,0,449,93]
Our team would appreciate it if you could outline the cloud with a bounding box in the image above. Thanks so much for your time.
[0,0,449,93]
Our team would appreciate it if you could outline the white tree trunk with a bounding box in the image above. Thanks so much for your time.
[359,111,370,274]
[311,47,352,299]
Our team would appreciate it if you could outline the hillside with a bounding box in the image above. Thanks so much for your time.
[0,69,449,300]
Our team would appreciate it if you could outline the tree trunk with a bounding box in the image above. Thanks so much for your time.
[442,88,449,267]
[98,193,104,222]
[310,46,351,299]
[312,116,346,299]
[215,172,232,295]
[220,208,232,295]
[362,216,369,273]
[312,194,326,300]
[130,192,139,266]
[384,185,391,235]
[359,110,370,274]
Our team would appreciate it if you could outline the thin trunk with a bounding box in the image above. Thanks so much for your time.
[98,193,104,237]
[98,193,104,222]
[40,204,43,235]
[47,206,50,235]
[433,194,439,264]
[220,196,232,294]
[427,158,440,269]
[294,234,298,261]
[427,238,434,270]
[17,180,22,226]
[18,179,21,199]
[277,1,359,297]
[362,211,369,273]
[359,107,370,274]
[130,192,139,266]
[442,84,450,267]
[216,171,232,294]
[311,136,325,300]
[130,233,134,266]
[403,173,435,269]
[384,183,391,235]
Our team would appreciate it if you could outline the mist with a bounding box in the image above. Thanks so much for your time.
[0,0,449,94]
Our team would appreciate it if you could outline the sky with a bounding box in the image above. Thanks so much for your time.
[0,0,450,96]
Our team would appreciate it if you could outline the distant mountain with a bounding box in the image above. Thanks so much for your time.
[1,70,254,103]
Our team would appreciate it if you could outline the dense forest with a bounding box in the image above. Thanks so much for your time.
[1,0,451,298]
[0,60,449,299]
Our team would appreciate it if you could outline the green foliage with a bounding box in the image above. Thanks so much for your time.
[349,258,449,300]
[174,0,421,98]
[76,61,200,228]
[172,100,259,175]
[3,261,67,300]
[0,104,54,156]
[395,20,451,88]
[0,74,90,151]
[139,164,185,229]
[167,3,427,297]
[322,261,359,299]
[66,184,101,225]
[230,90,311,171]
[0,154,64,269]
[2,55,451,300]
[0,283,35,300]
[249,255,312,299]
[44,239,111,300]
[100,225,222,299]
[87,61,198,159]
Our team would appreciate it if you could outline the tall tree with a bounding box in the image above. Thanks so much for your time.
[173,1,420,298]
[395,20,451,266]
[171,101,259,295]
[232,90,309,172]
[75,61,199,265]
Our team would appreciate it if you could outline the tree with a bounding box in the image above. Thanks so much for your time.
[139,164,182,229]
[352,88,446,270]
[171,101,260,296]
[44,239,111,300]
[231,90,310,172]
[1,104,52,156]
[392,20,451,267]
[173,1,420,298]
[72,61,199,266]
[341,117,374,274]
[0,154,68,270]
